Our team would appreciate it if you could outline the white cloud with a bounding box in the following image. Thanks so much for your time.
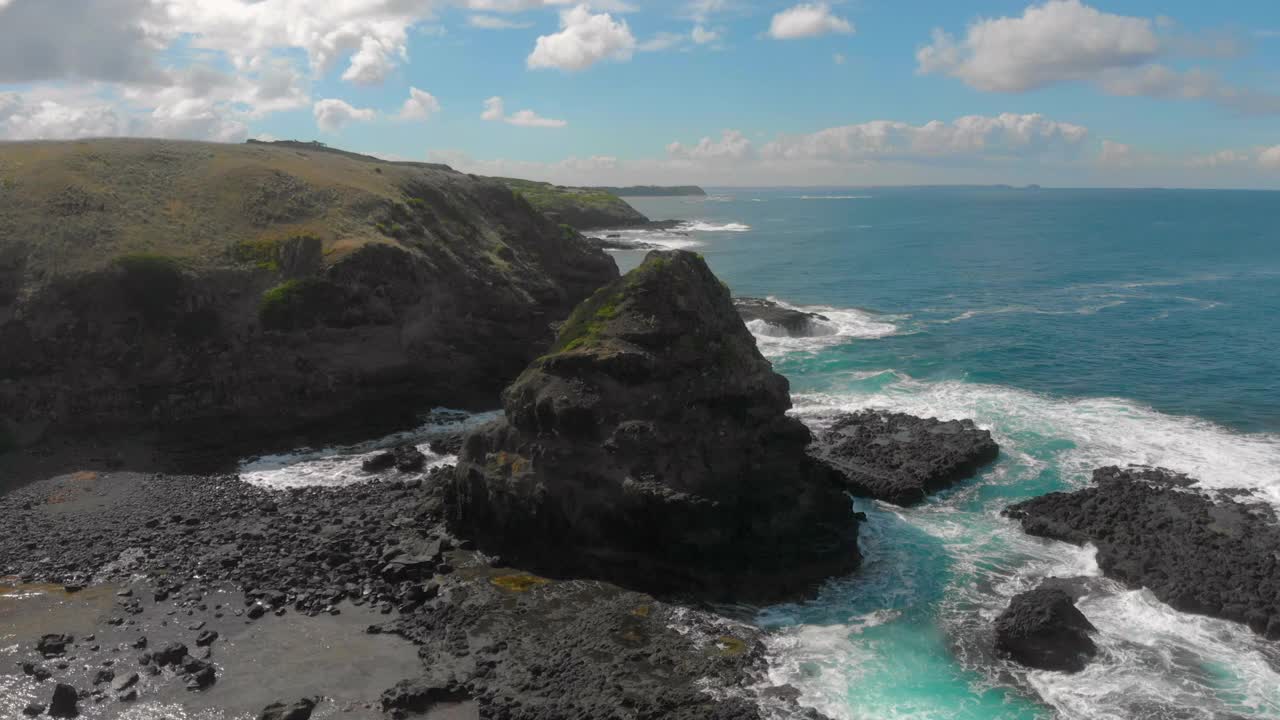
[398,87,441,120]
[480,96,566,127]
[0,92,125,140]
[1098,65,1280,115]
[760,114,1088,162]
[917,0,1159,92]
[1098,139,1134,167]
[527,5,636,71]
[638,31,685,52]
[0,0,167,84]
[692,25,719,45]
[768,3,854,40]
[506,110,567,128]
[1260,146,1280,170]
[1188,149,1250,168]
[481,96,506,121]
[0,90,250,142]
[468,14,533,29]
[313,98,376,132]
[667,130,752,163]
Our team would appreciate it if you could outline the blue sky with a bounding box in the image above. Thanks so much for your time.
[1,1,1278,187]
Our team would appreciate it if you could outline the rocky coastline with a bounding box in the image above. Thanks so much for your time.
[1004,465,1280,640]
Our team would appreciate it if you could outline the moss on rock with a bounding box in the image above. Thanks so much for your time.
[258,277,345,331]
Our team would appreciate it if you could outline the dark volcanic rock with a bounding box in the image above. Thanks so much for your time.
[427,433,464,456]
[0,140,619,451]
[733,297,831,337]
[361,451,397,472]
[451,250,860,601]
[995,585,1098,671]
[36,633,73,657]
[1005,466,1280,639]
[259,698,318,720]
[811,410,1000,506]
[48,683,78,718]
[393,445,426,472]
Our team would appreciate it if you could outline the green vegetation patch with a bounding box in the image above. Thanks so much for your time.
[552,284,624,354]
[258,277,346,331]
[231,237,283,271]
[112,253,186,323]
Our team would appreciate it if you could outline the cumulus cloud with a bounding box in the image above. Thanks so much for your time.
[1098,65,1280,115]
[667,130,753,163]
[527,5,636,71]
[313,98,376,132]
[638,32,685,52]
[0,0,167,84]
[768,3,854,40]
[398,87,441,120]
[468,14,533,29]
[0,90,250,142]
[917,0,1158,92]
[480,96,566,127]
[1098,140,1135,167]
[1260,146,1280,170]
[760,113,1088,163]
[692,25,719,45]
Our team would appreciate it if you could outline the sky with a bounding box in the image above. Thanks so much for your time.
[1,0,1279,188]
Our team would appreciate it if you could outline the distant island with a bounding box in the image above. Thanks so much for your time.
[591,185,707,197]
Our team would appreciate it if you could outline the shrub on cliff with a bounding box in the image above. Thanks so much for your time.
[258,278,346,331]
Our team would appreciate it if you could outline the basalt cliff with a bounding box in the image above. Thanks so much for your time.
[450,250,862,601]
[0,139,618,452]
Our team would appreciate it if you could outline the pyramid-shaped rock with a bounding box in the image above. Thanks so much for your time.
[450,250,860,600]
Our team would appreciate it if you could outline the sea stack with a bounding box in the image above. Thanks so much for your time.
[450,250,861,601]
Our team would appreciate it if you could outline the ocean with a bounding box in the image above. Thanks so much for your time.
[615,188,1280,720]
[244,187,1280,719]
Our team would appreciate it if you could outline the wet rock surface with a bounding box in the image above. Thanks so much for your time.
[1005,465,1280,640]
[451,250,861,602]
[995,585,1098,672]
[734,297,830,337]
[810,410,1000,506]
[0,466,819,718]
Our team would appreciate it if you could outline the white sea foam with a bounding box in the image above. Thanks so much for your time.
[791,377,1280,504]
[745,297,899,357]
[596,227,704,250]
[764,372,1280,719]
[238,410,499,489]
[792,195,872,200]
[681,220,751,232]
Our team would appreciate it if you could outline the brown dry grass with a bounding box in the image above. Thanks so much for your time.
[0,138,447,281]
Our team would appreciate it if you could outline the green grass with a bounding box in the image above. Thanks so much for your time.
[259,278,346,331]
[500,178,646,225]
[230,237,283,271]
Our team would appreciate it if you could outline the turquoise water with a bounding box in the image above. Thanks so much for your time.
[619,189,1280,720]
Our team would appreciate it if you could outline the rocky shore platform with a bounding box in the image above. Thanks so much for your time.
[0,467,824,719]
[810,411,999,506]
[1005,465,1280,640]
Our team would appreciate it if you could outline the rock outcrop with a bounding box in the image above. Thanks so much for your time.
[1005,466,1280,640]
[810,411,1000,505]
[995,585,1098,672]
[450,250,861,601]
[734,297,832,337]
[0,139,617,453]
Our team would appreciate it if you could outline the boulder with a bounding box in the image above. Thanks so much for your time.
[733,297,830,337]
[428,433,466,456]
[48,683,78,718]
[361,451,396,473]
[995,585,1098,672]
[151,641,187,667]
[36,633,73,657]
[1005,466,1280,640]
[810,410,999,505]
[393,445,426,472]
[259,697,318,720]
[451,250,861,601]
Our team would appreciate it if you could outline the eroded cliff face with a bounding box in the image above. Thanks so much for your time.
[451,250,861,602]
[0,140,618,449]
